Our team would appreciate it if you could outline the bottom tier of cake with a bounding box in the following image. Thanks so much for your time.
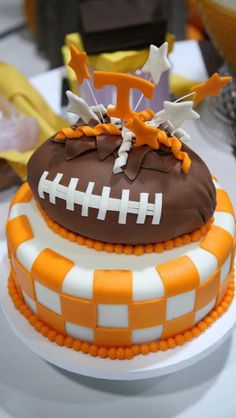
[6,181,236,359]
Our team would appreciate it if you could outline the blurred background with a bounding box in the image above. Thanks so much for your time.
[0,0,226,75]
[0,0,236,190]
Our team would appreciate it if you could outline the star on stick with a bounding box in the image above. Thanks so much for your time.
[125,117,159,149]
[142,42,171,84]
[191,73,232,102]
[157,101,200,129]
[68,44,91,85]
[66,91,99,124]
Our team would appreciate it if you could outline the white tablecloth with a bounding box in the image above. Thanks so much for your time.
[1,41,236,418]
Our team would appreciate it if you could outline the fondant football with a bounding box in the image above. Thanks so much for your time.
[27,116,216,245]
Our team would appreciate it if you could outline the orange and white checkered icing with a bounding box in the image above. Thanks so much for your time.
[6,180,235,348]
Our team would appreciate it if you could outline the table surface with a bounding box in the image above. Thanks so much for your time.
[1,41,236,418]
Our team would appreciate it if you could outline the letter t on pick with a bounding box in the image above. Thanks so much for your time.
[94,72,155,120]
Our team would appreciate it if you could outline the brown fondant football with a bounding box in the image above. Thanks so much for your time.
[27,120,216,245]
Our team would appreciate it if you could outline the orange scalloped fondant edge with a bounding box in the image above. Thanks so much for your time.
[37,202,213,256]
[8,270,234,361]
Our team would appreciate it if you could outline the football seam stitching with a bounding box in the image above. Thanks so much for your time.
[38,171,163,225]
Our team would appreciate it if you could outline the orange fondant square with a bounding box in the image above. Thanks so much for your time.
[201,225,233,267]
[12,256,35,299]
[93,270,132,303]
[31,249,74,293]
[36,302,66,335]
[6,215,34,255]
[11,271,23,298]
[10,183,33,207]
[216,274,231,305]
[195,270,220,311]
[162,312,195,339]
[156,256,199,297]
[216,189,235,215]
[61,294,97,328]
[129,298,166,329]
[94,327,131,347]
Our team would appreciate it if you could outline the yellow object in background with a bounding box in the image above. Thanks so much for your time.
[62,33,175,93]
[198,0,236,71]
[0,63,67,180]
[170,74,200,98]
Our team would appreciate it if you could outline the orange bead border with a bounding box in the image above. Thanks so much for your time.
[8,269,234,361]
[37,202,213,256]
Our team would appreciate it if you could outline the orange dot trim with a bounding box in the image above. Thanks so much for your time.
[37,201,213,256]
[8,270,234,360]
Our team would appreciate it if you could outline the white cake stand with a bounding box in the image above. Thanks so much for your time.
[0,245,236,381]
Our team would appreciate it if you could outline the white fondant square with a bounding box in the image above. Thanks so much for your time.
[16,241,42,272]
[187,248,218,283]
[62,266,93,299]
[22,290,37,314]
[220,255,231,284]
[213,212,235,239]
[65,322,93,342]
[132,325,163,344]
[97,304,128,328]
[34,281,61,314]
[132,268,165,301]
[167,290,196,321]
[195,298,216,323]
[9,202,32,221]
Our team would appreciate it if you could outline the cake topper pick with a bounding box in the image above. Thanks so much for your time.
[125,117,159,149]
[156,101,200,129]
[191,72,232,102]
[68,45,91,85]
[68,45,104,123]
[134,42,171,112]
[142,42,171,84]
[66,90,99,124]
[58,41,232,177]
[94,71,155,120]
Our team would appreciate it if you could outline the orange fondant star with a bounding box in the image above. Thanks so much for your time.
[191,73,232,102]
[125,117,159,149]
[68,44,91,85]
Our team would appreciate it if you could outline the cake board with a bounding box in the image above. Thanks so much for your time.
[0,243,236,381]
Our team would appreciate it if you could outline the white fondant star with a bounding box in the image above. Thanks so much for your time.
[156,101,200,129]
[142,42,171,84]
[66,90,99,123]
[90,103,106,116]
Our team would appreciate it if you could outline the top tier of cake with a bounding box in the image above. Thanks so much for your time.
[27,115,216,245]
[26,42,231,246]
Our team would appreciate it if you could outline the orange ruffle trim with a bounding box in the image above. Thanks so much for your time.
[8,270,234,361]
[37,202,213,256]
[55,109,155,141]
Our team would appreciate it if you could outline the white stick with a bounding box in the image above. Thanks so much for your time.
[86,79,105,123]
[175,91,195,103]
[134,75,152,112]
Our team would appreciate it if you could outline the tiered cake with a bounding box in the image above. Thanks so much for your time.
[6,43,235,360]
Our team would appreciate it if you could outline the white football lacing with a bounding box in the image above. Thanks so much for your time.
[38,171,163,225]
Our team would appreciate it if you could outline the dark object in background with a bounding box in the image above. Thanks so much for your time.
[78,0,166,55]
[199,40,223,76]
[35,0,81,68]
[0,159,21,191]
[34,0,169,67]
